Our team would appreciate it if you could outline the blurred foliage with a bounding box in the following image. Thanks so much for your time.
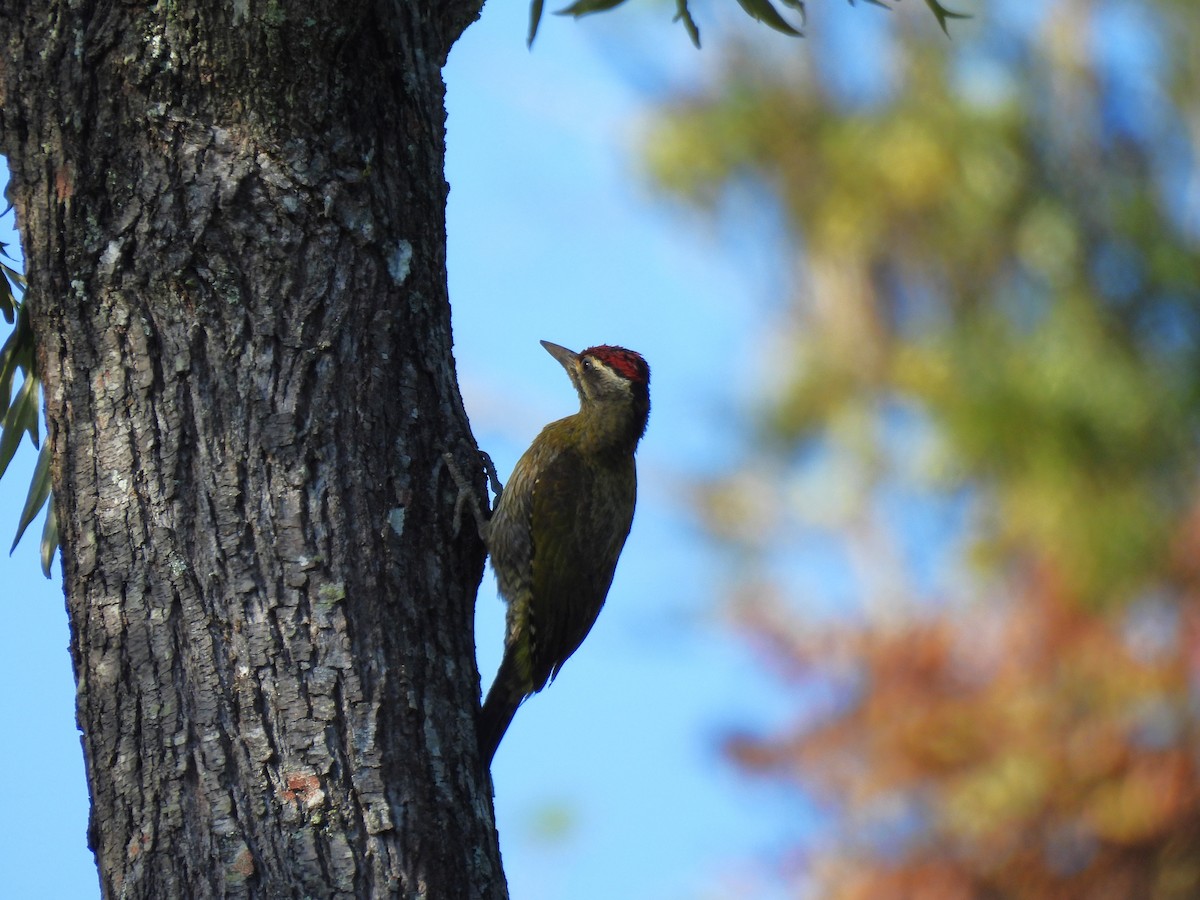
[647,0,1200,895]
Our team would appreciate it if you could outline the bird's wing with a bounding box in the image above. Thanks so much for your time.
[527,446,629,690]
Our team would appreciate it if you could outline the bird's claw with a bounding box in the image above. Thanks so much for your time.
[480,450,504,501]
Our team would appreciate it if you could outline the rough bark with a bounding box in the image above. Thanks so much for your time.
[0,1,501,897]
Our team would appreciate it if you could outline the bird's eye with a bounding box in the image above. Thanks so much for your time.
[581,358,593,371]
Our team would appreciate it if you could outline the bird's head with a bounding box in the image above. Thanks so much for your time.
[541,340,650,438]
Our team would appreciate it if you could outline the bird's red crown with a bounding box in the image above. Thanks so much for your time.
[582,345,650,386]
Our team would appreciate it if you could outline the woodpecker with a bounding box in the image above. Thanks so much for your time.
[478,340,650,765]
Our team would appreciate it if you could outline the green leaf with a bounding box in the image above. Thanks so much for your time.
[1,261,25,289]
[556,0,630,16]
[734,0,803,37]
[0,335,18,423]
[40,492,59,578]
[0,372,40,482]
[13,369,39,446]
[528,0,546,46]
[0,416,18,481]
[0,220,23,325]
[0,302,34,421]
[923,0,970,34]
[12,437,51,554]
[675,0,701,47]
[0,265,13,324]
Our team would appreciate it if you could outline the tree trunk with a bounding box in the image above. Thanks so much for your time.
[0,1,502,896]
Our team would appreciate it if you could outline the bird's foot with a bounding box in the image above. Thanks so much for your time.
[441,448,501,539]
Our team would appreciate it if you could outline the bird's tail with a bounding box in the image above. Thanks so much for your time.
[478,652,527,767]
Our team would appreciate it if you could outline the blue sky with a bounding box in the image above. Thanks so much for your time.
[0,2,817,897]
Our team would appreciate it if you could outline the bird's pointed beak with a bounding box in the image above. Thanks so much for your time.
[540,340,578,371]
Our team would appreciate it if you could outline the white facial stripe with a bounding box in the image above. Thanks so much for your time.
[590,358,632,392]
